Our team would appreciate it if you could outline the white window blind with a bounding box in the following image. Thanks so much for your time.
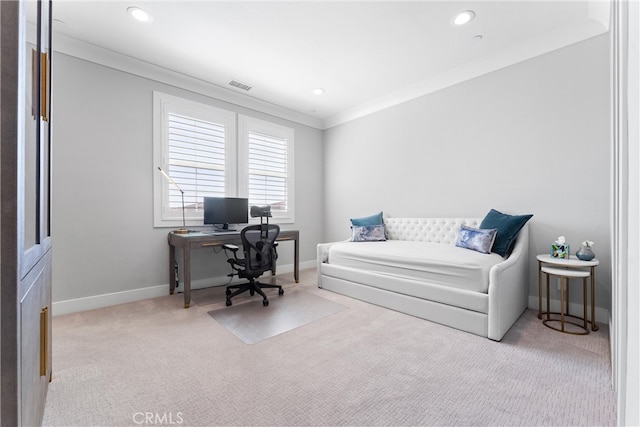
[167,113,226,214]
[154,93,294,228]
[248,131,288,212]
[239,115,295,223]
[153,92,237,228]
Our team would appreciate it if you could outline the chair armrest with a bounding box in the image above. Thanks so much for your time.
[223,243,239,253]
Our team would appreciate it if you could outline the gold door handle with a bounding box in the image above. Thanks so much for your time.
[40,52,49,122]
[40,306,48,377]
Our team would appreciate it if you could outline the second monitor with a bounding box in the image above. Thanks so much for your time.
[203,197,249,232]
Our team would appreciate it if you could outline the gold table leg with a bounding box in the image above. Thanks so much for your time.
[591,266,599,331]
[538,260,543,319]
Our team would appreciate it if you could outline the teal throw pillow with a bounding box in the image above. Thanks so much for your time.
[479,209,533,257]
[455,225,497,254]
[350,211,383,226]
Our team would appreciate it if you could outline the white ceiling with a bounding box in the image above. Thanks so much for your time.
[49,1,610,129]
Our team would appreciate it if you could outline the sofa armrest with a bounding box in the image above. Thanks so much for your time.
[317,240,349,287]
[486,223,530,341]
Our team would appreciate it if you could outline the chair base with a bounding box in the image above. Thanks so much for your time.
[225,279,284,307]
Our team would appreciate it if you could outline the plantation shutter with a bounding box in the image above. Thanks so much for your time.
[247,131,288,212]
[167,113,226,214]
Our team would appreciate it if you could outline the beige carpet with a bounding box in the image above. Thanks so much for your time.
[43,269,616,426]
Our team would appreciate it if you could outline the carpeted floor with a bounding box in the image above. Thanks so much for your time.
[42,269,616,426]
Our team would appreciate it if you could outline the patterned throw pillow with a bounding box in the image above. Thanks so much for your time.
[351,225,387,242]
[455,225,498,254]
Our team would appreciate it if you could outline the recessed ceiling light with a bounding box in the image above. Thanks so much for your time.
[127,7,153,23]
[313,88,325,95]
[452,10,475,26]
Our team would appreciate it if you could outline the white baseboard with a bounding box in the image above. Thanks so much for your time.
[52,261,315,316]
[527,296,610,326]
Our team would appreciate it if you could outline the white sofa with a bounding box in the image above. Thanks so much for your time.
[317,217,529,341]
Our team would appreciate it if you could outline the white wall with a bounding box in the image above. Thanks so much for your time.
[51,53,323,311]
[323,34,611,315]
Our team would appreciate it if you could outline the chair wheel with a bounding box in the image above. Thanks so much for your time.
[263,299,269,306]
[226,300,232,307]
[250,289,255,296]
[278,288,284,295]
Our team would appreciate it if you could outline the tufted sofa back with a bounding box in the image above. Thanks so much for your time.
[383,218,481,244]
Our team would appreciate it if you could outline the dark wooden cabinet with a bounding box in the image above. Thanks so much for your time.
[1,0,53,425]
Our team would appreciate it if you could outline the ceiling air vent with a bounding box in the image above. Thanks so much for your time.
[228,80,252,91]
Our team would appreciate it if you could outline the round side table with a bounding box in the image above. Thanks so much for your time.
[536,254,599,333]
[541,266,590,334]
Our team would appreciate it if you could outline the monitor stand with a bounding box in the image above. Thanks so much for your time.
[214,223,237,232]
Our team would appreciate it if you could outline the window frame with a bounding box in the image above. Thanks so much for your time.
[238,115,295,224]
[153,93,296,228]
[153,92,237,228]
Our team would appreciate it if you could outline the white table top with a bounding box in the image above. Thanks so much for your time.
[541,266,592,278]
[536,253,599,267]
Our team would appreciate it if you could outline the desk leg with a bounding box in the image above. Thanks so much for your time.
[537,260,542,319]
[169,244,176,295]
[591,266,599,331]
[294,236,299,283]
[183,245,191,309]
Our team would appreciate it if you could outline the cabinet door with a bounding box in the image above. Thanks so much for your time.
[19,253,52,427]
[17,0,54,424]
[0,0,54,425]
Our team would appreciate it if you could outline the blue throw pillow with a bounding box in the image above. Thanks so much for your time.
[479,209,533,257]
[350,211,383,226]
[351,225,386,242]
[455,225,497,254]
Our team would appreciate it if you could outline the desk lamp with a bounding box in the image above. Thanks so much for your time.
[157,166,189,234]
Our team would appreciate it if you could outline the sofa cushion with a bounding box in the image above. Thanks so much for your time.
[350,211,384,226]
[327,240,503,293]
[480,209,533,257]
[455,225,497,254]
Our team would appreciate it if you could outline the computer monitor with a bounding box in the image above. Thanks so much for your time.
[203,197,249,231]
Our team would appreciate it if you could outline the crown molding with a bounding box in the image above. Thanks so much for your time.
[53,1,610,132]
[53,33,325,130]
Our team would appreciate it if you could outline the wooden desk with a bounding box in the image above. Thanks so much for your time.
[168,229,299,308]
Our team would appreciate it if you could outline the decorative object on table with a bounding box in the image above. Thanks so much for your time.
[576,240,596,261]
[551,236,569,258]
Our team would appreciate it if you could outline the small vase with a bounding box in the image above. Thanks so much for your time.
[576,246,595,261]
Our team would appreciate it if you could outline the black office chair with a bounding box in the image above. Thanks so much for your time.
[223,207,283,307]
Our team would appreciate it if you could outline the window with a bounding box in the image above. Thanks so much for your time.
[153,93,295,227]
[153,92,236,228]
[239,115,295,223]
